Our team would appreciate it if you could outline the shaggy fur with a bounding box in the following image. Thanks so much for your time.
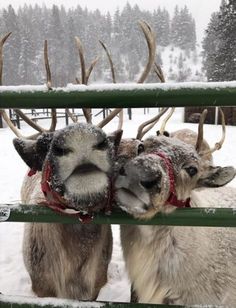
[14,123,122,300]
[116,135,236,305]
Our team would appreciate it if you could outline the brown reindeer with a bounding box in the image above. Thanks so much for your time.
[115,115,236,305]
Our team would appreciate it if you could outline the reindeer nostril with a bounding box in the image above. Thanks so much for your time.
[119,166,127,176]
[140,177,161,190]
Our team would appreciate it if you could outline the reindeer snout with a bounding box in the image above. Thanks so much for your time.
[118,155,163,192]
[140,175,162,190]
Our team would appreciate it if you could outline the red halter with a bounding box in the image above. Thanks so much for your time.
[28,160,114,223]
[151,151,190,208]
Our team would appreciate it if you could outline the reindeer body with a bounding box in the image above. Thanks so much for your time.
[120,223,236,305]
[116,135,236,305]
[13,123,123,300]
[22,173,112,300]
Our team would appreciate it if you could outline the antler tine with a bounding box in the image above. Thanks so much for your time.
[201,108,226,156]
[75,36,93,124]
[49,108,57,132]
[154,63,165,83]
[136,108,169,140]
[97,108,122,128]
[209,107,226,153]
[99,40,116,83]
[0,33,45,139]
[14,109,45,133]
[195,109,208,153]
[99,39,124,130]
[44,40,57,132]
[0,110,23,138]
[44,40,52,90]
[86,56,100,84]
[159,108,175,135]
[0,32,12,86]
[0,109,43,139]
[137,20,156,84]
[75,36,86,85]
[65,108,77,123]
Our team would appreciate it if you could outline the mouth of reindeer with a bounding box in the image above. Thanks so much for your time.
[42,160,111,222]
[116,187,152,215]
[71,163,102,175]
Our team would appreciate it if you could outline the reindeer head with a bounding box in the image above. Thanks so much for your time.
[116,131,236,220]
[13,123,122,220]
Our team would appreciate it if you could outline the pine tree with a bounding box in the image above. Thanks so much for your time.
[170,6,181,46]
[202,0,236,81]
[2,5,21,85]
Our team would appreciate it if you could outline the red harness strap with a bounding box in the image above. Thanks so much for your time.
[151,151,190,208]
[28,160,114,222]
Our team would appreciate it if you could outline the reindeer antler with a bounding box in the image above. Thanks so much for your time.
[135,29,175,141]
[99,39,123,130]
[137,21,156,83]
[197,108,226,156]
[136,108,169,140]
[209,107,226,153]
[0,37,57,139]
[159,108,175,135]
[97,108,123,128]
[75,36,101,124]
[195,109,208,153]
[0,32,11,86]
[154,63,165,83]
[99,40,116,83]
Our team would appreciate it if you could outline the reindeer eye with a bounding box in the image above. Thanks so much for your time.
[185,166,198,177]
[53,145,72,157]
[95,139,108,150]
[137,144,145,155]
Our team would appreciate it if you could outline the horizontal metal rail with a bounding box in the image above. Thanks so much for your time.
[1,83,236,308]
[1,204,236,227]
[0,82,236,108]
[0,294,225,308]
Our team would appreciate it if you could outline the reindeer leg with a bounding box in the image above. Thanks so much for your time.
[130,284,139,303]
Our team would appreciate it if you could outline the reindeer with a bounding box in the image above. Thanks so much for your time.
[115,112,236,305]
[1,21,157,300]
[13,121,123,300]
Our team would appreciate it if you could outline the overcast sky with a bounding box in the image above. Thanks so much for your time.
[0,0,222,41]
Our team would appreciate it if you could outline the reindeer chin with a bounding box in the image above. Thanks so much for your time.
[116,188,152,217]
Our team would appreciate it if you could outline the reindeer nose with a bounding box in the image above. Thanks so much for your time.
[119,166,127,176]
[140,176,161,189]
[140,179,158,190]
[139,172,162,190]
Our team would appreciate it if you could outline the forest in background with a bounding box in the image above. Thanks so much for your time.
[202,0,236,81]
[0,3,197,86]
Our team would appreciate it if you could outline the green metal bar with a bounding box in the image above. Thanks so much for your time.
[1,204,236,227]
[0,83,236,108]
[0,295,224,308]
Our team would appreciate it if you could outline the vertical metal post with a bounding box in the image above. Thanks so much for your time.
[0,113,3,128]
[128,108,132,120]
[16,112,20,129]
[65,111,69,125]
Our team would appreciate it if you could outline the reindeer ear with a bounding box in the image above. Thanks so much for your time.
[198,166,236,187]
[107,129,123,153]
[13,133,54,171]
[156,130,170,137]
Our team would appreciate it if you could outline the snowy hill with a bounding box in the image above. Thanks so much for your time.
[160,45,205,82]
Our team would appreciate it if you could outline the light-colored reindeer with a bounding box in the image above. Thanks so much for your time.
[13,122,122,299]
[115,114,236,305]
[4,20,157,300]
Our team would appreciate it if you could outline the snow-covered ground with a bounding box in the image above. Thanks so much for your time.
[0,108,236,303]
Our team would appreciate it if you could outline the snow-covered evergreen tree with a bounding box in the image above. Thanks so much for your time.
[202,0,236,81]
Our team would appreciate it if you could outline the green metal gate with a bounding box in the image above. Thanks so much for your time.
[0,82,236,308]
